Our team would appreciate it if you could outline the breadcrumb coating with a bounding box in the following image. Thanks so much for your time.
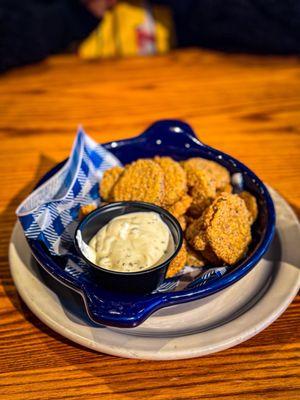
[185,216,207,251]
[177,215,187,231]
[100,166,124,201]
[182,157,230,190]
[188,170,217,217]
[166,240,187,278]
[218,183,233,194]
[186,246,205,268]
[112,159,165,205]
[98,156,256,273]
[154,157,187,206]
[79,204,97,220]
[186,193,251,265]
[239,191,258,224]
[166,194,192,218]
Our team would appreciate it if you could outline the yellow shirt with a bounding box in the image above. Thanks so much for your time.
[79,0,174,59]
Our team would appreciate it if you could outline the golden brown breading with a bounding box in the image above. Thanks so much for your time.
[186,246,205,268]
[177,215,187,231]
[205,194,251,264]
[112,159,165,205]
[217,183,233,194]
[166,240,187,278]
[239,191,258,224]
[100,166,124,201]
[186,193,251,265]
[79,204,97,220]
[188,204,208,219]
[185,215,196,227]
[182,157,230,190]
[166,194,192,218]
[154,157,187,206]
[188,170,217,217]
[185,215,207,251]
[96,155,256,273]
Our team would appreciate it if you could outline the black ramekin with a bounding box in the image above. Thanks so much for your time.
[74,201,183,294]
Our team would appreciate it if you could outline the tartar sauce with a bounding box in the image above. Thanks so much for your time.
[87,212,174,272]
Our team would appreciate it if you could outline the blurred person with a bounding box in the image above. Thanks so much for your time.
[1,0,300,72]
[0,0,114,72]
[80,0,300,59]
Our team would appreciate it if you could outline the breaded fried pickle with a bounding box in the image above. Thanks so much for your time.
[166,240,187,278]
[185,215,196,227]
[206,194,251,264]
[112,159,164,205]
[239,191,258,224]
[218,183,232,194]
[177,215,187,231]
[166,194,192,218]
[186,246,205,268]
[79,204,97,220]
[188,170,217,217]
[185,215,207,251]
[154,157,187,205]
[182,157,230,190]
[100,166,124,200]
[186,193,251,265]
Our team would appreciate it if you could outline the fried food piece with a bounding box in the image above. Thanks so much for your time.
[186,246,205,268]
[112,159,164,205]
[154,157,187,205]
[185,215,196,227]
[166,240,187,278]
[205,194,251,264]
[166,194,192,218]
[181,160,218,217]
[185,216,207,251]
[100,166,124,201]
[79,204,97,220]
[201,245,222,266]
[217,183,233,194]
[239,191,258,224]
[182,157,230,190]
[186,193,251,265]
[188,203,209,219]
[177,215,187,231]
[188,170,217,217]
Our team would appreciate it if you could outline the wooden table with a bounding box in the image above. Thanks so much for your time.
[0,50,299,400]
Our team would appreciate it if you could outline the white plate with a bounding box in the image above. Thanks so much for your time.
[9,188,300,360]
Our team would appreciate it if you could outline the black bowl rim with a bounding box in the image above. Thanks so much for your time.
[74,201,184,276]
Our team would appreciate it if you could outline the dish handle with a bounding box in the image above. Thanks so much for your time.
[137,119,205,149]
[82,282,168,327]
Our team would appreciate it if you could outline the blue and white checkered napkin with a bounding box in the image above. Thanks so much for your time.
[16,128,121,257]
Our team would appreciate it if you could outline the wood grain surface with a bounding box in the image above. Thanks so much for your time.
[0,49,299,400]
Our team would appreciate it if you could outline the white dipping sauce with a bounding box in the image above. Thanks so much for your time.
[88,211,174,272]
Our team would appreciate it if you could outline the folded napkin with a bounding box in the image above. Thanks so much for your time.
[16,128,121,257]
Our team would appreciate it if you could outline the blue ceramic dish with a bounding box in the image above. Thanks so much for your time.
[29,120,275,328]
[74,201,183,293]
